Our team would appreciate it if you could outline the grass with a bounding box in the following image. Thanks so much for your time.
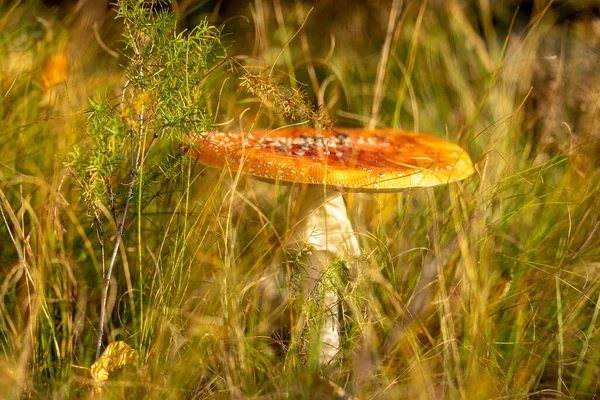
[1,0,600,398]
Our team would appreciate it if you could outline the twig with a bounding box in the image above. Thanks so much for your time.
[94,174,137,360]
[94,9,148,360]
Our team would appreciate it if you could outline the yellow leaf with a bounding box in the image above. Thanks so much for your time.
[90,341,137,392]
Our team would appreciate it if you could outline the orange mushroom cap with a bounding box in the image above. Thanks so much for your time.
[187,127,474,192]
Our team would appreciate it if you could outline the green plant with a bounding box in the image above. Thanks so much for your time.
[239,72,332,129]
[65,0,228,362]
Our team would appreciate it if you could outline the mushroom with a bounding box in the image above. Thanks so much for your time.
[186,127,474,365]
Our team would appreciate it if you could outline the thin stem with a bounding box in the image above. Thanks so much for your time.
[369,0,403,129]
[95,83,145,363]
[95,25,147,361]
[94,174,137,360]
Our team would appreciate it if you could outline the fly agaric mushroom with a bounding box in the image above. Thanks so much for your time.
[186,127,474,364]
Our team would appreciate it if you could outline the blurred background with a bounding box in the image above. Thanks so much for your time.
[4,0,600,170]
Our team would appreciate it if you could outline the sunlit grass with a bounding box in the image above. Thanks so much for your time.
[1,0,599,398]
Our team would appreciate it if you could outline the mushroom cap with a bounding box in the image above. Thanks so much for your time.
[187,128,474,192]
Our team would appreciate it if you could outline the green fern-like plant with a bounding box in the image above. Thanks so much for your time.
[65,0,228,361]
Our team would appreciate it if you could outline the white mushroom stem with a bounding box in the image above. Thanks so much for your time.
[288,185,361,365]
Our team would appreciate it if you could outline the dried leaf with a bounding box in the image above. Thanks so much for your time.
[90,341,137,392]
